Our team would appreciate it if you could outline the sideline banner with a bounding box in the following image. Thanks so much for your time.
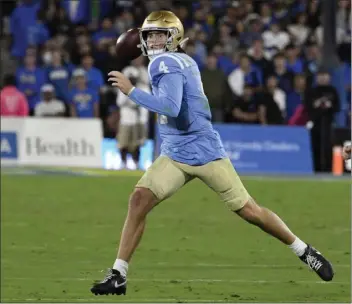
[155,124,314,175]
[1,117,103,168]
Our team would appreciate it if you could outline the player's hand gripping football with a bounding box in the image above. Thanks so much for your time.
[108,71,134,95]
[342,144,351,160]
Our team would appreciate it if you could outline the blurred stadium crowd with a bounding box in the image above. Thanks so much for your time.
[0,0,351,141]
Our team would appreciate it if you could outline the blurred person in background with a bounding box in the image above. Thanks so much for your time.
[15,52,46,113]
[116,67,150,170]
[259,3,275,30]
[191,7,213,36]
[80,54,105,91]
[69,69,99,118]
[287,13,310,46]
[130,56,149,87]
[34,84,65,117]
[27,9,50,50]
[247,38,271,80]
[0,74,29,117]
[114,11,135,34]
[231,84,258,124]
[201,54,232,122]
[306,0,321,29]
[305,71,340,172]
[93,17,118,66]
[185,41,204,70]
[60,0,91,25]
[271,53,294,94]
[47,5,73,37]
[228,54,262,98]
[257,76,284,125]
[101,44,121,82]
[238,18,263,49]
[262,22,290,57]
[304,42,320,88]
[194,30,208,64]
[285,44,304,74]
[46,50,71,103]
[70,32,92,65]
[9,0,41,59]
[266,74,286,119]
[286,74,307,122]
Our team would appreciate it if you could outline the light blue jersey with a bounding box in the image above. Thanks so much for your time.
[129,52,227,165]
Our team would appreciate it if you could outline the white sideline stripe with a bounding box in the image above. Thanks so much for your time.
[0,299,232,303]
[155,262,350,268]
[4,277,349,285]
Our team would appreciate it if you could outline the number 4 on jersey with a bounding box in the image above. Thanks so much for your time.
[159,61,169,73]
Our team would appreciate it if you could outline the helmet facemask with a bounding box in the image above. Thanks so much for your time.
[139,27,181,58]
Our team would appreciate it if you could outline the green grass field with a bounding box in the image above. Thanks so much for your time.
[1,172,351,303]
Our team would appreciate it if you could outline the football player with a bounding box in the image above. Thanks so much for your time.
[91,11,334,296]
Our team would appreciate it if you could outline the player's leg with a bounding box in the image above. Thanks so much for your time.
[196,158,334,281]
[91,156,192,295]
[130,124,142,168]
[117,125,131,168]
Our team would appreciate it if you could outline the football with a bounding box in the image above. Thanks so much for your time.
[115,28,142,61]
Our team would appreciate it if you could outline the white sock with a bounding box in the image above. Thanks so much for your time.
[113,259,128,277]
[289,237,308,257]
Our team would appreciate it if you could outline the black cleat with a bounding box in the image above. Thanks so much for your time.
[90,269,127,295]
[300,244,334,281]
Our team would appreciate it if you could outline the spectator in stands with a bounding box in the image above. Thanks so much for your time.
[287,13,310,46]
[0,74,29,117]
[116,66,150,170]
[80,54,105,91]
[93,17,117,56]
[185,41,204,70]
[306,0,321,29]
[15,52,46,112]
[271,53,294,94]
[69,69,99,118]
[114,11,135,34]
[239,18,263,49]
[46,50,71,103]
[266,75,286,119]
[247,38,272,80]
[9,0,41,59]
[130,56,149,87]
[257,77,284,125]
[194,30,208,64]
[259,3,275,30]
[100,44,121,82]
[305,70,340,172]
[262,22,290,57]
[61,0,91,25]
[228,54,262,98]
[27,9,50,49]
[286,74,307,122]
[231,84,258,124]
[201,54,232,122]
[47,6,73,37]
[285,44,304,74]
[304,42,320,87]
[34,84,65,117]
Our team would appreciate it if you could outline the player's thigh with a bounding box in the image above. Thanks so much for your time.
[117,125,131,149]
[136,156,191,202]
[196,158,250,211]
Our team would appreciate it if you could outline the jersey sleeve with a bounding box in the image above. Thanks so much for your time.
[148,54,185,85]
